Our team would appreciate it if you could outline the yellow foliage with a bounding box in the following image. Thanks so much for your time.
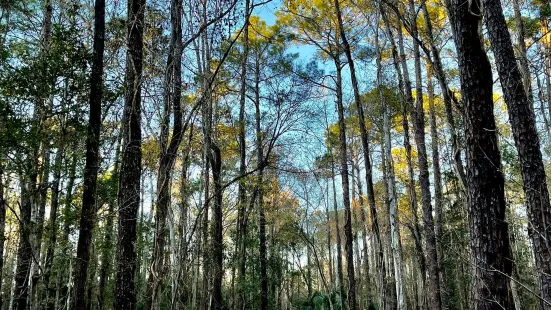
[391,147,417,183]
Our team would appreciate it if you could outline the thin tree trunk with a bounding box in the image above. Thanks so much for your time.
[383,78,407,310]
[355,161,371,305]
[73,0,106,306]
[0,160,5,308]
[420,0,467,191]
[146,0,184,307]
[325,180,334,288]
[382,4,427,292]
[57,153,77,309]
[330,154,345,309]
[43,143,64,310]
[512,0,534,105]
[373,11,388,307]
[13,177,34,310]
[427,64,446,308]
[381,143,396,310]
[255,52,269,310]
[235,1,250,307]
[209,138,223,310]
[406,2,442,307]
[332,2,357,308]
[97,135,121,310]
[333,49,356,310]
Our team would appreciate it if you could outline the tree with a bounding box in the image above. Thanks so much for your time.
[145,0,185,306]
[482,0,551,305]
[448,0,514,307]
[72,0,106,306]
[113,0,145,307]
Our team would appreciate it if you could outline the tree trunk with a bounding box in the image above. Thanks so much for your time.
[448,0,514,307]
[512,0,534,105]
[420,0,467,191]
[406,2,442,307]
[427,64,446,308]
[210,142,223,310]
[325,180,334,288]
[97,135,121,310]
[383,78,407,310]
[0,160,5,308]
[330,152,345,309]
[43,143,64,310]
[13,178,34,310]
[380,143,397,310]
[235,0,250,308]
[113,0,144,306]
[255,53,269,310]
[354,160,371,305]
[57,153,77,309]
[333,48,356,310]
[373,11,389,307]
[73,0,106,306]
[332,2,358,308]
[381,10,419,309]
[483,0,551,306]
[146,0,184,307]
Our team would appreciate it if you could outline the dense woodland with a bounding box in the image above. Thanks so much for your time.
[1,0,551,308]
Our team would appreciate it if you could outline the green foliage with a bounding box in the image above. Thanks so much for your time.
[300,291,350,310]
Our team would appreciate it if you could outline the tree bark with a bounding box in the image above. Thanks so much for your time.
[381,10,422,309]
[255,52,269,310]
[235,1,250,308]
[98,136,121,310]
[420,0,467,191]
[383,77,407,310]
[332,1,358,308]
[43,143,64,310]
[146,0,184,306]
[0,160,5,308]
[448,0,514,307]
[73,0,106,306]
[333,47,356,310]
[406,2,442,307]
[113,0,145,306]
[330,149,345,309]
[427,64,446,308]
[13,178,34,310]
[482,0,551,306]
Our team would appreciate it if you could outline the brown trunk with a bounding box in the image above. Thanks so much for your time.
[406,2,442,307]
[0,160,5,308]
[427,64,446,307]
[332,1,358,307]
[113,0,144,306]
[210,143,223,310]
[13,178,34,310]
[146,0,184,307]
[73,0,106,306]
[483,0,551,305]
[333,48,356,310]
[235,1,250,308]
[255,52,269,310]
[448,0,514,307]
